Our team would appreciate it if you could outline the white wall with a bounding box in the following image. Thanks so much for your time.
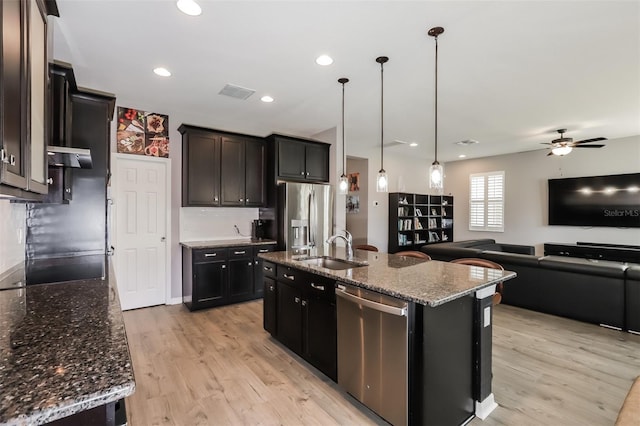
[0,201,26,276]
[444,135,640,255]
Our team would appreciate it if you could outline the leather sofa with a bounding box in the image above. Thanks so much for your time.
[421,240,637,331]
[420,239,535,261]
[627,265,640,333]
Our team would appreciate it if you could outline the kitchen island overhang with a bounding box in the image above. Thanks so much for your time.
[260,248,516,426]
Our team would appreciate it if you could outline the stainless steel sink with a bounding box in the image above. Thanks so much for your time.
[295,256,368,270]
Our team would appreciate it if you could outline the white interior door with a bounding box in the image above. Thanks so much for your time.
[112,154,170,310]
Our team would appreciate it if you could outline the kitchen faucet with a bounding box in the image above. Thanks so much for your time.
[326,230,353,260]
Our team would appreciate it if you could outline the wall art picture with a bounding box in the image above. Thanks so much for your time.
[347,195,360,214]
[117,107,169,157]
[349,172,360,192]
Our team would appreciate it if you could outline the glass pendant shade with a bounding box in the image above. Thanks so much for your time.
[429,161,444,193]
[339,174,349,195]
[377,169,388,192]
[551,146,572,156]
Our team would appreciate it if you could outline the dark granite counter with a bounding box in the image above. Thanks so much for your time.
[260,247,516,307]
[180,238,277,249]
[0,260,134,425]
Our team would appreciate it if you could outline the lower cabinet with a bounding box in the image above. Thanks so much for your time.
[182,243,276,311]
[268,264,337,381]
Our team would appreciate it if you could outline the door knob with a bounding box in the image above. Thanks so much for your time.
[161,237,166,242]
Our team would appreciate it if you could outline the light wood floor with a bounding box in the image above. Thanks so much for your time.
[123,302,640,425]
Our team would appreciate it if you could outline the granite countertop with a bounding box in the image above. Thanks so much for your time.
[180,238,277,249]
[260,248,516,307]
[0,260,135,425]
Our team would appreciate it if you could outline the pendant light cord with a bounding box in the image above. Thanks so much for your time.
[380,60,384,170]
[434,34,439,163]
[342,80,346,175]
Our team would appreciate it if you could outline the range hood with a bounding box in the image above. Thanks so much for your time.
[47,146,92,169]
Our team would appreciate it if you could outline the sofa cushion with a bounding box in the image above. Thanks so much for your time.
[540,256,628,278]
[480,251,541,267]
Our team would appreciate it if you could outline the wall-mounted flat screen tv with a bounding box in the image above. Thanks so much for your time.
[548,173,640,228]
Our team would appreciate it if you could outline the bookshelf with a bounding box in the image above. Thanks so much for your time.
[388,192,454,253]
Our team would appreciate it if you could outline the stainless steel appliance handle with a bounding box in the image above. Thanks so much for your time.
[308,190,316,247]
[335,287,407,317]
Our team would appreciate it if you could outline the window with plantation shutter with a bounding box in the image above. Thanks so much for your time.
[469,171,504,232]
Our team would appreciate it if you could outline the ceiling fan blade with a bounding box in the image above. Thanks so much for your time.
[541,142,553,145]
[574,137,607,144]
[573,144,605,148]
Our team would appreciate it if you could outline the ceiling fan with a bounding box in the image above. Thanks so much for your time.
[543,129,607,156]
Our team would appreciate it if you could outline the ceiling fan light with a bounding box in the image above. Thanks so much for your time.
[551,146,573,156]
[176,0,202,16]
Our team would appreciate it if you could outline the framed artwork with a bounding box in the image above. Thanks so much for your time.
[117,107,169,157]
[349,172,360,192]
[347,195,360,214]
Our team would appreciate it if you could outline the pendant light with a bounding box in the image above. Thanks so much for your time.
[338,78,350,195]
[376,56,389,193]
[428,27,444,193]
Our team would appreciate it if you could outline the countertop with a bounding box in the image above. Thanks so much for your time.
[180,238,277,249]
[0,260,135,425]
[260,248,516,307]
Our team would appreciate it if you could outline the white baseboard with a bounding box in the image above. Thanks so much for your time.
[167,297,183,305]
[475,393,498,420]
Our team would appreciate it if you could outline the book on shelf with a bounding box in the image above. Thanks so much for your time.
[415,208,422,216]
[414,218,423,230]
[398,206,409,216]
[428,231,440,243]
[428,218,438,229]
[442,219,453,229]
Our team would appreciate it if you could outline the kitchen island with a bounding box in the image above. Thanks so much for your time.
[0,260,134,425]
[260,248,516,426]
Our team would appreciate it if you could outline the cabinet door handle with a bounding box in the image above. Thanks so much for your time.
[301,300,307,307]
[269,285,274,291]
[221,265,226,269]
[263,266,273,272]
[9,155,15,166]
[246,198,249,202]
[239,198,244,202]
[0,148,6,163]
[283,273,295,281]
[259,249,269,253]
[300,172,304,176]
[234,250,246,255]
[47,178,53,184]
[247,262,253,266]
[214,195,219,202]
[306,172,309,176]
[204,253,217,257]
[294,297,300,304]
[310,283,325,291]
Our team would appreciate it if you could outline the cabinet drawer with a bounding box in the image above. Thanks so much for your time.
[228,246,252,258]
[304,273,336,299]
[254,244,276,256]
[277,265,303,284]
[262,261,276,278]
[193,248,228,262]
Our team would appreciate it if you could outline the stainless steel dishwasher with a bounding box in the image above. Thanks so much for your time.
[335,282,409,426]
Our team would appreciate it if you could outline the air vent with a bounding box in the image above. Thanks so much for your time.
[218,84,255,100]
[455,139,479,146]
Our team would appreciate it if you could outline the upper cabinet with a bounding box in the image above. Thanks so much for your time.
[180,124,266,208]
[268,134,330,183]
[0,0,58,199]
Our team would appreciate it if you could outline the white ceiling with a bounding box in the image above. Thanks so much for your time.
[53,0,640,162]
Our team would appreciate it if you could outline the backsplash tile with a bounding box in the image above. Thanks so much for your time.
[180,208,258,242]
[0,201,26,275]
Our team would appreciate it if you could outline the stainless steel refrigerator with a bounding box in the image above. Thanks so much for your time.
[277,182,334,254]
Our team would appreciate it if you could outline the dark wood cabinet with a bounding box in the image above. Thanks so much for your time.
[182,243,276,311]
[0,0,56,199]
[269,134,330,183]
[180,126,220,206]
[180,124,266,207]
[228,246,254,301]
[253,245,275,297]
[263,275,277,335]
[270,264,337,381]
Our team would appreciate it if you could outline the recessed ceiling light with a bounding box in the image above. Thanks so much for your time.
[315,55,333,66]
[153,67,171,77]
[409,142,418,147]
[177,0,201,16]
[261,95,274,103]
[458,154,466,158]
